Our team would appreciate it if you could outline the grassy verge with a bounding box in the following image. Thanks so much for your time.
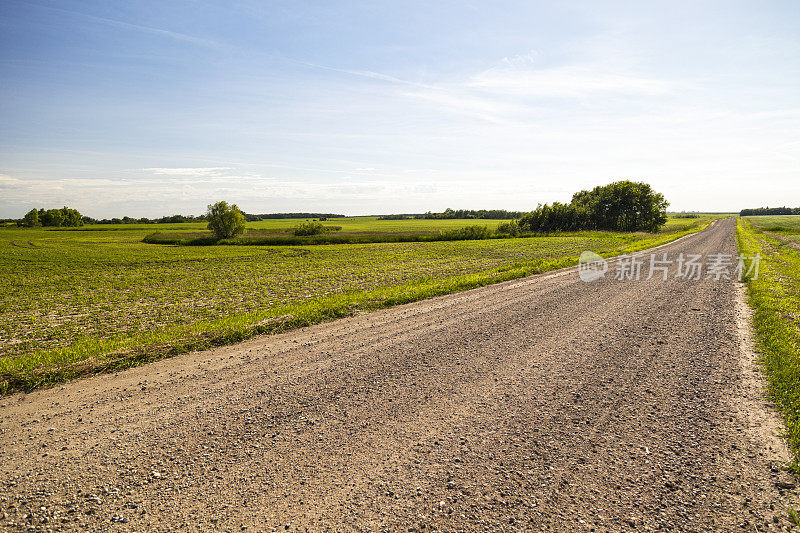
[737,218,800,469]
[0,219,710,394]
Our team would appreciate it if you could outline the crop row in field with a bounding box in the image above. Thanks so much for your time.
[0,217,711,392]
[737,216,800,469]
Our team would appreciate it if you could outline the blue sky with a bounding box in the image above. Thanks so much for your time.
[1,0,798,217]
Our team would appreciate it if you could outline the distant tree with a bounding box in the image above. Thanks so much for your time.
[415,208,524,220]
[22,209,40,227]
[740,206,800,216]
[253,213,345,220]
[206,201,246,239]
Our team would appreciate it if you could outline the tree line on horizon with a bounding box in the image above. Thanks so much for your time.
[11,181,672,233]
[242,212,346,221]
[11,210,347,227]
[740,207,800,216]
[16,209,210,227]
[413,209,525,220]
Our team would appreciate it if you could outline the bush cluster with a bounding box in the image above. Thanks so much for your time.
[22,207,83,227]
[437,225,491,240]
[293,221,326,236]
[518,181,669,233]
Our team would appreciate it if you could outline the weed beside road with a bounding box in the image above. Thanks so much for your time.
[738,216,800,467]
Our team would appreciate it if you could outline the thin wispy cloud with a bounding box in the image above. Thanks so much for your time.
[17,1,222,49]
[294,60,436,90]
[398,88,519,124]
[0,174,22,187]
[467,64,675,97]
[144,168,232,177]
[1,1,797,216]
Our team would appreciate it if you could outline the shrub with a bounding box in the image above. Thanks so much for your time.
[294,221,325,236]
[495,220,520,236]
[518,202,592,233]
[206,201,246,239]
[438,225,491,240]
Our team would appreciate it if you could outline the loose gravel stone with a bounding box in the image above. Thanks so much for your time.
[0,219,795,531]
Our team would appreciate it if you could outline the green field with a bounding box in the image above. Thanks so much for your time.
[737,216,800,469]
[0,216,711,393]
[746,215,800,242]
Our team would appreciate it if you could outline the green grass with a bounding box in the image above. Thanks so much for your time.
[737,218,800,469]
[746,215,800,242]
[248,216,506,233]
[143,216,709,247]
[141,222,496,246]
[0,216,711,393]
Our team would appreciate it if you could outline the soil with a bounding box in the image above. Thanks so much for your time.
[0,218,796,531]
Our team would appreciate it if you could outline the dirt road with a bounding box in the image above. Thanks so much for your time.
[0,218,796,531]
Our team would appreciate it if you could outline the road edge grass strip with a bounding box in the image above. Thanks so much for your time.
[737,218,800,470]
[0,222,709,395]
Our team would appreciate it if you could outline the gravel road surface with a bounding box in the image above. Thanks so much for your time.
[0,218,796,531]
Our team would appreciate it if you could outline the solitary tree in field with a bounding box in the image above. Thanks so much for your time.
[206,201,246,239]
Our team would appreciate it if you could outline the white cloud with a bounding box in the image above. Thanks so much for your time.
[143,167,232,177]
[296,61,435,90]
[467,64,674,98]
[399,88,518,124]
[499,50,541,67]
[0,173,22,185]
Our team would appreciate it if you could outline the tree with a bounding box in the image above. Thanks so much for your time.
[206,201,246,239]
[59,206,83,227]
[40,209,65,227]
[22,209,40,227]
[571,181,668,232]
[34,206,83,227]
[517,181,669,234]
